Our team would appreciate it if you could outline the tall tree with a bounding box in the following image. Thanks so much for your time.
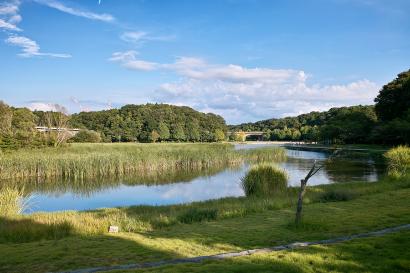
[374,69,410,121]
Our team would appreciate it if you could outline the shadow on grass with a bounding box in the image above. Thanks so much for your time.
[0,217,182,273]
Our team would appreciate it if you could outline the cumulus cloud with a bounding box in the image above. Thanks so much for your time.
[109,53,380,123]
[6,35,71,58]
[28,102,68,113]
[34,0,114,22]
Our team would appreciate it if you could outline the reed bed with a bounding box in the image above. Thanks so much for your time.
[0,143,286,181]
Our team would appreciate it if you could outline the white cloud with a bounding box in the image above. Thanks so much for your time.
[6,35,71,58]
[28,102,68,113]
[109,54,380,123]
[0,18,20,31]
[120,31,148,43]
[0,0,19,15]
[0,0,21,31]
[120,31,176,45]
[109,51,159,71]
[35,0,114,22]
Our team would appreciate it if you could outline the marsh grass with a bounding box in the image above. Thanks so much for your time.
[385,146,410,178]
[241,163,288,197]
[0,143,286,181]
[0,187,29,216]
[240,146,287,162]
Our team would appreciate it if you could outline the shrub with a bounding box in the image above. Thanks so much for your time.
[316,189,356,203]
[241,163,288,197]
[71,130,101,143]
[177,208,218,224]
[385,146,410,177]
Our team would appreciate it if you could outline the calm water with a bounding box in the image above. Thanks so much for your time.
[19,144,384,213]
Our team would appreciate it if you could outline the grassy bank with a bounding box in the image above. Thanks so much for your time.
[0,143,286,181]
[133,230,410,273]
[0,177,409,272]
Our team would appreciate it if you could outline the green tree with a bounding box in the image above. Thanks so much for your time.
[213,129,225,142]
[186,120,201,142]
[0,101,12,134]
[374,69,410,122]
[157,122,170,141]
[171,123,186,141]
[71,130,101,143]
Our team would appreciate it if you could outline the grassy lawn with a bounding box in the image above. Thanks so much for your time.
[130,230,410,273]
[0,179,409,273]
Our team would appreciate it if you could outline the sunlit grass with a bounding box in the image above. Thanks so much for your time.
[0,143,286,181]
[385,145,410,178]
[0,180,409,272]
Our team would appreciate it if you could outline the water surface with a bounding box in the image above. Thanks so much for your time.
[13,144,384,213]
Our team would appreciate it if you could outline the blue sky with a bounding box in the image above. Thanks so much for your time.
[0,0,409,124]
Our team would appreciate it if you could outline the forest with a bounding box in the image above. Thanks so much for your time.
[0,69,409,149]
[0,103,228,149]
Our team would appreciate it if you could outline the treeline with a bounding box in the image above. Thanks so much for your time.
[69,104,227,142]
[0,103,228,149]
[230,69,410,145]
[0,102,53,149]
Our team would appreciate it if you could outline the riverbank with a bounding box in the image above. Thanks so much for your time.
[0,175,409,272]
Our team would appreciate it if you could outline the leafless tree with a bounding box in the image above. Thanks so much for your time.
[295,149,340,225]
[44,105,71,147]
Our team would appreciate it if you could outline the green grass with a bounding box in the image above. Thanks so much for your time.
[385,145,410,178]
[0,143,286,181]
[0,177,409,272]
[130,230,410,273]
[241,163,288,197]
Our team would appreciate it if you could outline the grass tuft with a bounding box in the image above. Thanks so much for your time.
[177,208,218,224]
[385,146,410,178]
[241,163,288,197]
[0,187,26,216]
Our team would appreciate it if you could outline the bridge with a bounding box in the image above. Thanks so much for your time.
[228,131,265,141]
[35,126,80,136]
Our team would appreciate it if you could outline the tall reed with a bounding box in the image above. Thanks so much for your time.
[0,143,286,181]
[0,187,26,216]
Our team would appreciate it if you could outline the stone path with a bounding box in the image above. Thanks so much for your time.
[59,224,410,273]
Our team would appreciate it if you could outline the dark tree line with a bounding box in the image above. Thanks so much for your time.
[230,69,410,145]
